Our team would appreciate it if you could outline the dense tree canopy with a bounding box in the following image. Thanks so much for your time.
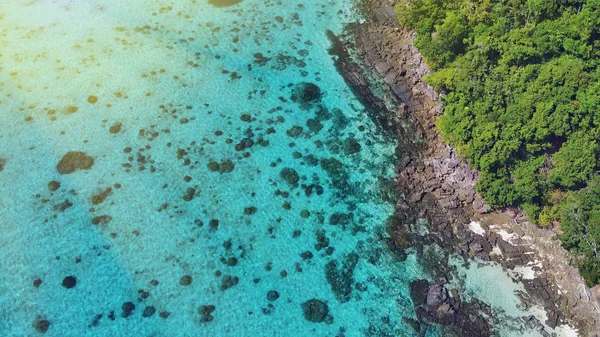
[397,0,600,285]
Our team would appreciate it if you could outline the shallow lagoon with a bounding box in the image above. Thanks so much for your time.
[0,0,578,336]
[0,0,430,336]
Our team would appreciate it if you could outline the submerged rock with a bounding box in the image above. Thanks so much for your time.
[56,151,94,174]
[179,275,193,286]
[328,212,353,229]
[47,180,61,191]
[121,302,135,318]
[409,279,429,307]
[301,299,328,323]
[220,275,239,291]
[291,82,322,108]
[33,318,50,333]
[426,283,448,308]
[198,304,216,323]
[280,167,299,186]
[61,276,77,289]
[343,138,361,155]
[142,306,156,318]
[267,290,280,302]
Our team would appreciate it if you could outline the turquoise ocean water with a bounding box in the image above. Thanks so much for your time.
[0,1,578,336]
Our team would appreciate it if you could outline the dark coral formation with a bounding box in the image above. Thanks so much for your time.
[291,82,322,109]
[47,180,61,191]
[198,304,216,323]
[207,159,235,174]
[142,306,156,318]
[324,253,359,303]
[279,167,299,186]
[301,299,329,323]
[121,302,135,318]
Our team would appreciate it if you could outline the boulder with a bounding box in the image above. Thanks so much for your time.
[426,283,448,308]
[409,279,429,307]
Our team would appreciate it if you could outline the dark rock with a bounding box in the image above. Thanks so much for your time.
[179,275,192,286]
[244,206,257,215]
[219,159,235,174]
[328,212,353,228]
[53,199,73,212]
[56,151,94,174]
[198,304,216,323]
[142,306,156,318]
[302,299,329,323]
[121,302,135,318]
[472,195,490,214]
[320,157,342,175]
[343,138,361,155]
[315,230,330,251]
[409,279,430,307]
[546,310,560,329]
[33,318,50,333]
[426,283,448,308]
[280,167,299,186]
[286,125,304,138]
[33,279,43,288]
[374,61,391,75]
[90,314,102,327]
[61,276,77,289]
[220,275,239,291]
[267,290,280,302]
[306,118,323,133]
[291,82,322,109]
[207,161,220,172]
[402,317,421,333]
[300,251,313,260]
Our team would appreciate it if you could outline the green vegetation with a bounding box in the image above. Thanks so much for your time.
[396,0,600,285]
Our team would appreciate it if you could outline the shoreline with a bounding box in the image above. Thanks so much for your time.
[333,0,600,335]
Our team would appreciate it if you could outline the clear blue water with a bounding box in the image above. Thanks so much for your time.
[0,1,578,337]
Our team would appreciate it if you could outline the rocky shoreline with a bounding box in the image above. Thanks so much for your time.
[331,0,600,335]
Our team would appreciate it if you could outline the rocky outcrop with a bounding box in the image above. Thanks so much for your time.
[408,279,492,337]
[331,0,600,335]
